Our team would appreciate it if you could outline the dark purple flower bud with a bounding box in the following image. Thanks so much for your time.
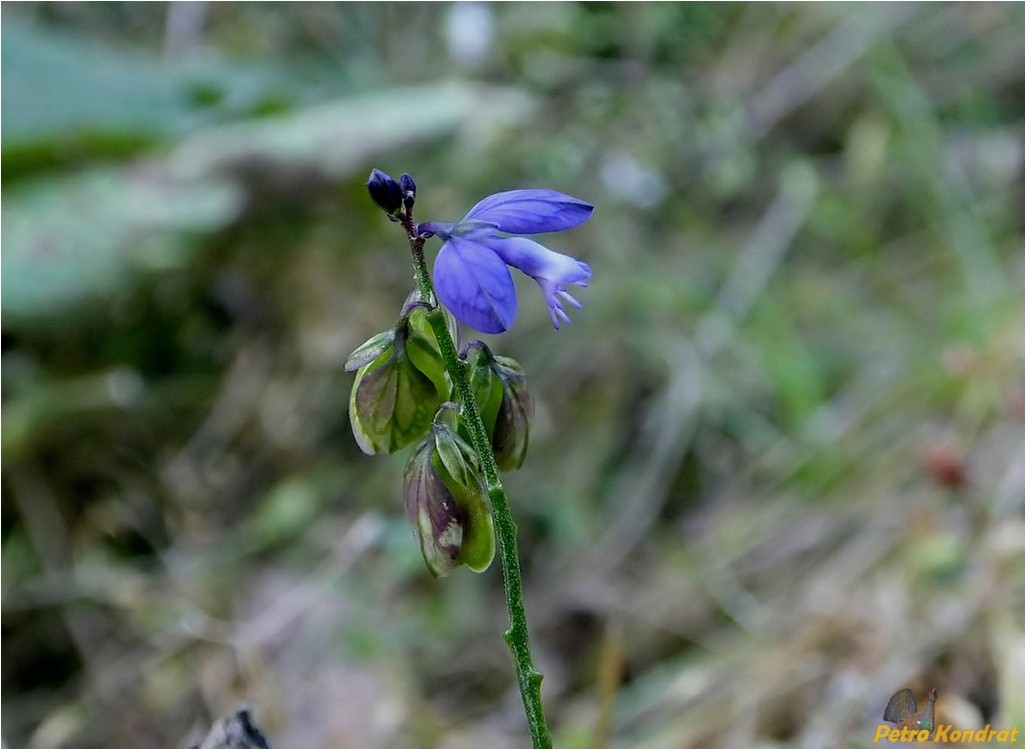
[400,173,417,208]
[366,168,403,215]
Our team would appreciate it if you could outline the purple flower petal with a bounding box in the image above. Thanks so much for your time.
[434,236,517,334]
[487,237,591,285]
[464,189,593,235]
[487,237,591,329]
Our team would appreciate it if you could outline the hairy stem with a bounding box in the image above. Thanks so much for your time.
[402,213,552,748]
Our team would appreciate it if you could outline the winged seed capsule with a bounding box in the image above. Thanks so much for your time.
[464,342,533,470]
[403,409,495,576]
[347,304,449,455]
[403,439,463,577]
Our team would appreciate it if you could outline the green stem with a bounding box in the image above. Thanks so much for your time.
[402,213,553,749]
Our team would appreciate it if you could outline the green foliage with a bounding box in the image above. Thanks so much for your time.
[2,167,240,322]
[3,21,532,324]
[1,14,301,176]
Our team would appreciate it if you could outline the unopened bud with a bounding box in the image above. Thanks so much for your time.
[366,168,403,215]
[400,173,417,208]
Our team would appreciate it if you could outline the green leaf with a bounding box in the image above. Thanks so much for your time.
[1,167,242,323]
[2,78,535,325]
[166,82,536,184]
[1,14,301,172]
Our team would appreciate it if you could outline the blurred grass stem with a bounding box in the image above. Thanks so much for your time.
[401,211,552,748]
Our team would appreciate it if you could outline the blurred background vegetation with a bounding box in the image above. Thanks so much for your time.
[2,3,1023,747]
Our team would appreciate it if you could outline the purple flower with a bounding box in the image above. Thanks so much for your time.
[419,189,593,334]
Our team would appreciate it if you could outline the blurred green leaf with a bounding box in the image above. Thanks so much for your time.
[252,477,321,545]
[1,13,302,176]
[1,167,242,323]
[2,81,534,325]
[166,82,534,181]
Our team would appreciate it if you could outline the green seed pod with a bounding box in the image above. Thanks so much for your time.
[346,304,450,455]
[404,288,458,350]
[490,355,533,471]
[404,303,451,399]
[465,344,504,438]
[402,412,495,576]
[432,411,495,572]
[403,438,463,577]
[464,342,533,471]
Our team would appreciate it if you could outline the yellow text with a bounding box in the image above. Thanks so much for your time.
[873,724,1020,743]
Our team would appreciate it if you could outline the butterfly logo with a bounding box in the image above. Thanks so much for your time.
[883,687,938,736]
